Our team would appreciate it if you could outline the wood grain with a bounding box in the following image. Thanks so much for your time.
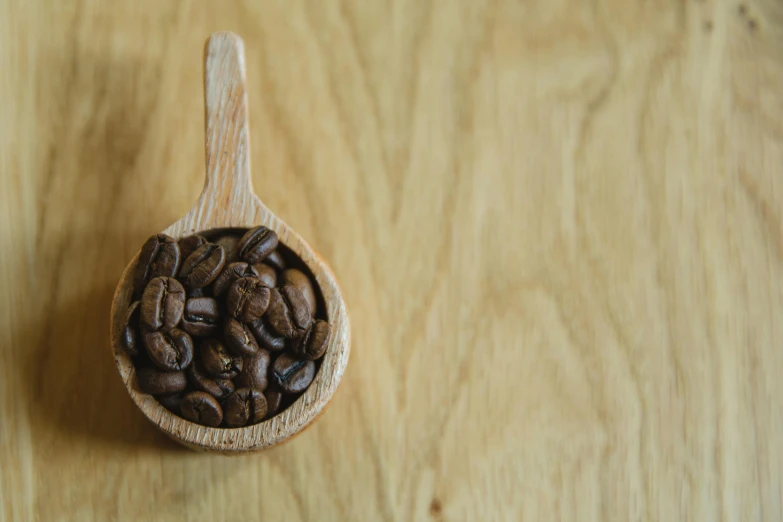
[109,32,350,453]
[2,0,783,520]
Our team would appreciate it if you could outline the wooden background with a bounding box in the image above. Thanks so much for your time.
[1,0,782,520]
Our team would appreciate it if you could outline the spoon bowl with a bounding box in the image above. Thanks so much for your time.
[109,32,350,453]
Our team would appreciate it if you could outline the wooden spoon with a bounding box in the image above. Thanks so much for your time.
[109,32,350,453]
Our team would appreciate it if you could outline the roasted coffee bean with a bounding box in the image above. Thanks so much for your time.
[143,328,194,371]
[179,243,226,289]
[132,234,181,294]
[178,234,207,261]
[140,277,186,331]
[187,359,235,400]
[137,367,187,395]
[214,234,242,263]
[290,319,330,360]
[212,262,260,297]
[264,387,284,418]
[180,297,220,337]
[200,338,243,379]
[249,318,286,351]
[120,300,141,356]
[223,388,267,427]
[272,353,315,394]
[238,226,278,264]
[266,285,312,338]
[253,263,277,288]
[281,268,317,317]
[224,317,259,356]
[265,250,286,271]
[226,277,270,323]
[235,350,271,391]
[181,391,223,427]
[157,392,184,414]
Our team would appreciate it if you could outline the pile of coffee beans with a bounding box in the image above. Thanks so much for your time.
[119,226,330,428]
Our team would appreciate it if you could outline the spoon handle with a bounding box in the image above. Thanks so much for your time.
[194,32,257,229]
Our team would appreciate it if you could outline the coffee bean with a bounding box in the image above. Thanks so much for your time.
[266,285,312,338]
[180,243,226,289]
[281,268,317,317]
[120,300,141,356]
[178,234,207,261]
[253,263,277,288]
[132,234,181,294]
[223,388,267,427]
[200,338,243,379]
[272,353,315,394]
[226,277,270,323]
[143,328,194,371]
[214,233,242,263]
[290,319,330,360]
[235,350,271,391]
[181,391,223,427]
[249,318,286,351]
[180,297,220,337]
[224,317,259,356]
[212,262,260,297]
[140,277,185,331]
[264,386,284,418]
[238,226,278,264]
[187,359,235,400]
[265,250,286,271]
[137,367,187,395]
[157,392,184,414]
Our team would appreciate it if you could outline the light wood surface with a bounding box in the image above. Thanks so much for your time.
[2,0,783,520]
[110,32,350,453]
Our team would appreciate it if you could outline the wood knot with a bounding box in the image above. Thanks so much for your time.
[429,498,442,516]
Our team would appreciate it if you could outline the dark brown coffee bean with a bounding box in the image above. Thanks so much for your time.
[226,277,271,323]
[120,300,141,356]
[180,297,220,337]
[249,318,286,351]
[223,388,267,427]
[272,353,315,394]
[253,263,277,287]
[224,318,259,356]
[181,391,223,427]
[187,359,235,400]
[140,277,185,331]
[280,268,317,317]
[290,319,330,360]
[143,328,194,371]
[238,226,278,264]
[137,367,187,395]
[132,234,181,294]
[264,387,284,418]
[178,234,207,261]
[157,392,184,414]
[200,338,243,379]
[265,250,286,271]
[266,286,312,338]
[235,350,271,391]
[214,233,242,263]
[179,243,226,289]
[212,262,260,297]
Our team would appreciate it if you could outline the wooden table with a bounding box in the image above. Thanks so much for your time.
[2,1,782,520]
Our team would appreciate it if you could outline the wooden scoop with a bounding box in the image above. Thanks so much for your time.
[109,32,350,452]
